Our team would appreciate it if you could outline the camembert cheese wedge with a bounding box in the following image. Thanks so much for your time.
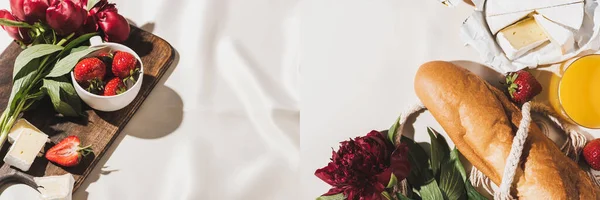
[34,174,75,200]
[8,119,44,143]
[485,0,584,34]
[3,120,48,171]
[533,14,575,54]
[496,17,549,60]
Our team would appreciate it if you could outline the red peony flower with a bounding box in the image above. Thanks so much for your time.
[315,130,410,200]
[10,0,49,23]
[45,0,87,35]
[0,9,30,42]
[96,4,129,42]
[84,0,129,42]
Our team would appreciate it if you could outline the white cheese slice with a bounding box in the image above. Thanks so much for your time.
[496,17,549,60]
[486,0,583,17]
[3,126,48,171]
[486,11,531,35]
[485,0,584,36]
[536,2,584,30]
[533,14,575,54]
[486,0,583,16]
[34,174,75,200]
[8,119,43,143]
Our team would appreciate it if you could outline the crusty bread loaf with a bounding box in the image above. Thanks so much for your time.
[414,61,599,199]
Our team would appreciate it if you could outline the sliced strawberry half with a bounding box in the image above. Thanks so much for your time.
[45,136,93,167]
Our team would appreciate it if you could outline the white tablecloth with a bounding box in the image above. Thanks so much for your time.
[299,0,600,199]
[0,0,300,199]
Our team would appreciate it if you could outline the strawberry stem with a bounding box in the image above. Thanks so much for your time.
[78,144,93,157]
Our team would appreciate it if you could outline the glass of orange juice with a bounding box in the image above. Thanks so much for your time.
[558,54,600,128]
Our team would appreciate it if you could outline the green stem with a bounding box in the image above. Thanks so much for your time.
[0,110,8,133]
[56,33,75,47]
[30,55,52,85]
[0,96,27,150]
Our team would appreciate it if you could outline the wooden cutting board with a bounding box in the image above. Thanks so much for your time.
[0,26,175,192]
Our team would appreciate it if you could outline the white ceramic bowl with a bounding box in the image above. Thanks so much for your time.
[71,36,144,112]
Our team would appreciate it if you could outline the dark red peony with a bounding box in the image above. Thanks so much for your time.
[45,0,87,35]
[83,0,129,42]
[315,130,410,200]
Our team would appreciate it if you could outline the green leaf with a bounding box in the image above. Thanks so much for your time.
[87,0,100,10]
[387,173,398,188]
[8,59,40,113]
[450,149,468,180]
[428,127,450,176]
[389,116,402,145]
[42,77,83,117]
[60,33,97,57]
[13,44,63,79]
[70,46,89,54]
[451,149,488,200]
[397,193,415,200]
[464,180,488,200]
[0,18,33,28]
[46,46,103,78]
[401,136,433,189]
[439,159,466,200]
[419,179,444,200]
[316,193,345,200]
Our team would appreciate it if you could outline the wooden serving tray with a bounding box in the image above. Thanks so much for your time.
[0,26,175,192]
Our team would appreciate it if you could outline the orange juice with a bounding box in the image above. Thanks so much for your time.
[559,55,600,128]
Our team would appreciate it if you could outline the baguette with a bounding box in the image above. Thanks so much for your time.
[414,61,600,199]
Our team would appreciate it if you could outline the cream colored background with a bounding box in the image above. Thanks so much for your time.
[0,0,300,199]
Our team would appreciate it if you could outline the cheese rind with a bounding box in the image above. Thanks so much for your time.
[486,11,531,34]
[496,17,549,60]
[534,14,575,54]
[536,2,585,30]
[8,119,43,143]
[486,0,583,17]
[35,174,75,200]
[486,0,585,37]
[3,125,48,171]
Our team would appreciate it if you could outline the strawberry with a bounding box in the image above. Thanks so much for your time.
[74,57,106,94]
[98,52,114,78]
[45,136,93,167]
[112,51,138,79]
[98,51,113,58]
[584,139,600,170]
[103,77,127,96]
[505,70,542,104]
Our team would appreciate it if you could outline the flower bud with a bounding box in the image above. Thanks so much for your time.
[46,0,86,35]
[96,5,129,42]
[0,9,30,42]
[10,0,49,23]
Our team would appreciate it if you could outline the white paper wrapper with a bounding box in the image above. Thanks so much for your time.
[436,0,463,7]
[461,0,600,73]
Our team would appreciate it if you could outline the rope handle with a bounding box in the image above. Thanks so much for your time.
[391,101,589,200]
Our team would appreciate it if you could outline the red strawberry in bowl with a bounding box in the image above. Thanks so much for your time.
[45,136,93,167]
[112,51,138,79]
[104,77,126,96]
[74,57,106,94]
[70,37,144,112]
[505,70,542,104]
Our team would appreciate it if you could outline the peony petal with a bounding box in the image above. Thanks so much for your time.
[323,187,344,196]
[390,142,411,180]
[375,168,392,188]
[315,163,337,186]
[364,192,384,200]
